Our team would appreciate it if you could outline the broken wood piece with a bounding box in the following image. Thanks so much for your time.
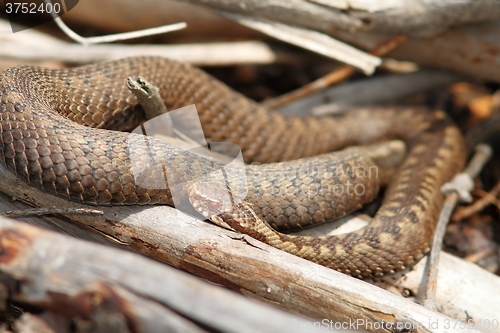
[0,217,333,333]
[181,0,500,37]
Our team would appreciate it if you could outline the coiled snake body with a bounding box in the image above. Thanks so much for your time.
[0,57,465,278]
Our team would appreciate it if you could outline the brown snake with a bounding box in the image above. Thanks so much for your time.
[0,57,465,278]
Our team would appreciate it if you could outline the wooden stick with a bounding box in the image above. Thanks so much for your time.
[452,184,500,222]
[0,20,284,67]
[220,11,381,74]
[0,217,328,333]
[181,0,500,38]
[263,35,406,109]
[421,144,493,309]
[3,207,103,218]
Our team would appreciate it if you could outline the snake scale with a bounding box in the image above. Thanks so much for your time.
[0,57,465,278]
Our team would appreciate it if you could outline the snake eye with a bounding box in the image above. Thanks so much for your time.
[208,200,220,211]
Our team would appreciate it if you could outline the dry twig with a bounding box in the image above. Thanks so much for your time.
[453,184,500,222]
[419,144,493,309]
[277,70,461,117]
[3,207,103,218]
[126,76,170,120]
[219,11,381,74]
[44,0,186,45]
[263,34,406,109]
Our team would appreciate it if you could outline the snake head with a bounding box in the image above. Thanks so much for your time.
[188,181,240,230]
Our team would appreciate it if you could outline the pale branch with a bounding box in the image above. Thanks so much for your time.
[0,19,282,67]
[3,207,103,218]
[330,21,500,84]
[0,217,329,333]
[218,11,380,74]
[179,0,500,37]
[178,0,359,36]
[170,0,500,82]
[376,252,500,331]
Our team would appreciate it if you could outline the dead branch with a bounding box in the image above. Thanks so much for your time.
[0,217,331,333]
[168,1,500,82]
[388,253,500,333]
[11,2,500,82]
[332,21,500,83]
[179,0,500,37]
[217,12,381,74]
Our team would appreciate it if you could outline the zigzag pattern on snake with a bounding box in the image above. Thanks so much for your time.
[0,57,465,278]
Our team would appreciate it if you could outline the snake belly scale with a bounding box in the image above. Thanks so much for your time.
[0,57,465,278]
